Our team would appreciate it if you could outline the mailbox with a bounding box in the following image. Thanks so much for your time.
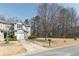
[48,39,51,47]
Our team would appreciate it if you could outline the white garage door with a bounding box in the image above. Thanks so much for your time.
[17,33,24,40]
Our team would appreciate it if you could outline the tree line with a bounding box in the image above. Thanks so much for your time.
[31,3,79,38]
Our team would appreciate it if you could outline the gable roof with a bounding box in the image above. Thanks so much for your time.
[0,20,16,24]
[0,19,31,26]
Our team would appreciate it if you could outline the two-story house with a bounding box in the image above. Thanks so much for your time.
[14,22,31,40]
[0,20,31,41]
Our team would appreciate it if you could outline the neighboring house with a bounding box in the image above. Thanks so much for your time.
[0,20,31,41]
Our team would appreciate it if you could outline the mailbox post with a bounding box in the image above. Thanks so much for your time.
[48,39,51,47]
[74,36,77,40]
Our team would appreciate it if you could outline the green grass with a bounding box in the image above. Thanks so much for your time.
[5,36,17,44]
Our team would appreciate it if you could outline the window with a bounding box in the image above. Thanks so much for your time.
[17,24,22,29]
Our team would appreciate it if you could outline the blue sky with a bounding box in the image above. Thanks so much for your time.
[0,3,38,20]
[0,3,79,21]
[61,3,79,15]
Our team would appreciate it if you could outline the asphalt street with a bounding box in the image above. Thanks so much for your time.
[29,44,79,56]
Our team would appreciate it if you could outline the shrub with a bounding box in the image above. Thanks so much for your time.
[8,35,14,38]
[5,36,10,44]
[28,36,37,39]
[13,36,17,41]
[5,35,17,41]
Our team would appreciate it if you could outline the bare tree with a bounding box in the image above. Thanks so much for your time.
[31,3,79,38]
[0,15,6,20]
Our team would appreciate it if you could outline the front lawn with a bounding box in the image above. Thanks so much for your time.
[0,41,26,56]
[29,38,79,48]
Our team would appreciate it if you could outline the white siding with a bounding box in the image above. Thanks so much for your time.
[14,23,31,40]
[26,27,31,37]
[0,23,11,31]
[15,30,25,40]
[0,31,4,37]
[14,23,23,30]
[17,33,24,40]
[14,32,17,36]
[14,24,17,30]
[23,25,27,30]
[0,23,2,29]
[0,31,4,41]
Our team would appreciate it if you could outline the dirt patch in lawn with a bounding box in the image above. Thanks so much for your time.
[29,38,79,48]
[0,41,26,56]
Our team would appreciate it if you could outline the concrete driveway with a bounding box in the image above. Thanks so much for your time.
[20,40,47,53]
[29,44,79,56]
